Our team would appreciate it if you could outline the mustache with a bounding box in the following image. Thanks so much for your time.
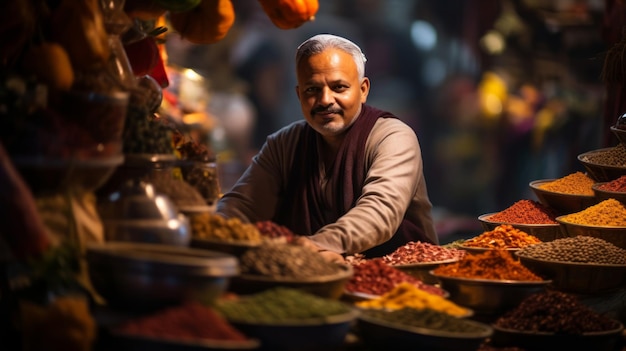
[311,106,343,115]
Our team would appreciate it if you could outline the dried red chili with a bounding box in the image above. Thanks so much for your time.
[432,250,542,281]
[383,241,465,265]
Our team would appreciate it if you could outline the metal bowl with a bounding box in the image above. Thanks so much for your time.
[228,264,354,300]
[356,311,493,351]
[516,252,626,294]
[611,125,626,147]
[98,180,181,221]
[428,272,551,315]
[86,242,239,310]
[556,216,626,250]
[229,309,358,351]
[103,216,191,247]
[190,237,262,258]
[490,324,624,351]
[478,213,562,242]
[529,179,598,215]
[592,182,626,205]
[578,148,626,182]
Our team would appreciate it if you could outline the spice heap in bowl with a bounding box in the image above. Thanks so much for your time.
[556,198,626,249]
[592,174,626,205]
[356,282,472,317]
[188,212,264,257]
[228,242,353,299]
[578,145,626,182]
[459,224,541,256]
[356,307,493,351]
[343,258,447,301]
[516,236,626,294]
[529,172,598,215]
[490,290,624,351]
[478,199,561,242]
[382,241,466,284]
[430,250,551,315]
[215,287,358,351]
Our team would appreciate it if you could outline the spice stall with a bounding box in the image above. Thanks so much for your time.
[1,1,626,351]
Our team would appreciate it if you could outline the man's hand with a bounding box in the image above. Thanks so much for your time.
[293,236,345,263]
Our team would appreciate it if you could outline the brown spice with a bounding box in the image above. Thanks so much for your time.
[538,172,595,195]
[559,198,626,226]
[432,250,542,281]
[463,224,541,249]
[488,199,557,224]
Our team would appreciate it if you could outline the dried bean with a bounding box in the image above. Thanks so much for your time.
[580,144,626,167]
[517,236,626,264]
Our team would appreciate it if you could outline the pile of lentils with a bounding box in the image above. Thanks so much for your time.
[596,174,626,192]
[239,243,341,279]
[382,241,465,265]
[488,199,558,224]
[579,143,626,167]
[537,171,596,195]
[361,307,488,334]
[517,236,626,265]
[462,224,541,249]
[495,290,621,334]
[559,198,626,226]
[215,287,352,323]
[344,258,446,296]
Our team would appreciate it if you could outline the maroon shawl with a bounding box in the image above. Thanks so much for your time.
[274,104,425,257]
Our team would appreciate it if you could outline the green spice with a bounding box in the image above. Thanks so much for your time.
[215,287,352,323]
[363,308,486,333]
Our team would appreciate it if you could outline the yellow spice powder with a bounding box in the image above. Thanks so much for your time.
[560,198,626,226]
[539,171,595,195]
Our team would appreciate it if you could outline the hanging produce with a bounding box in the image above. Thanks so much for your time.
[169,0,235,44]
[258,0,319,29]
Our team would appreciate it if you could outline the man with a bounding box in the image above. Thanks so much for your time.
[216,34,438,259]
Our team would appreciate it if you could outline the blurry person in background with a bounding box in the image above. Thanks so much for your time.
[216,34,438,261]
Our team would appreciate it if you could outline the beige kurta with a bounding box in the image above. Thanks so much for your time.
[216,117,437,254]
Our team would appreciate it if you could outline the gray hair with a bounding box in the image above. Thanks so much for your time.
[296,34,367,79]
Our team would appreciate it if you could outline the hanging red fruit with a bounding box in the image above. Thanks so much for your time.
[258,0,318,29]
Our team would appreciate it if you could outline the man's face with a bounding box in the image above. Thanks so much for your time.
[295,48,369,138]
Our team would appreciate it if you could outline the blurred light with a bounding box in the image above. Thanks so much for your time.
[422,58,446,87]
[480,30,506,55]
[410,20,437,51]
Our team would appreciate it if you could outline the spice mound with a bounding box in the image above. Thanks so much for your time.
[580,144,626,167]
[495,290,621,334]
[361,307,487,333]
[191,213,262,243]
[215,287,352,323]
[345,258,446,297]
[239,243,342,279]
[433,250,542,281]
[487,199,557,224]
[462,224,541,249]
[517,236,626,264]
[356,282,471,317]
[596,175,626,192]
[538,172,595,195]
[383,241,465,266]
[558,198,626,226]
[254,220,296,243]
[114,302,249,341]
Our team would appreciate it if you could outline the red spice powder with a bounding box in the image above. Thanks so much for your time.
[488,199,557,224]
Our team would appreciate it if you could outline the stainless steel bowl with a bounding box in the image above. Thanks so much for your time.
[103,215,191,246]
[86,242,239,310]
[429,272,552,315]
[98,180,181,221]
